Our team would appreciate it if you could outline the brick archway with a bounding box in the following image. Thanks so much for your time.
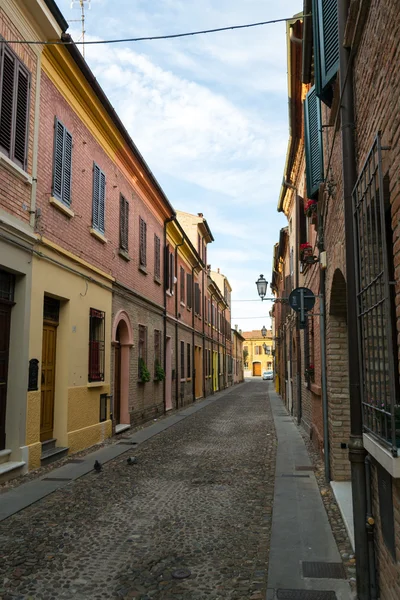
[327,269,351,481]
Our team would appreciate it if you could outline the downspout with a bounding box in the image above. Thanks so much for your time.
[30,52,42,228]
[202,264,206,399]
[174,236,184,408]
[192,263,200,402]
[365,456,378,599]
[163,216,175,412]
[210,292,215,394]
[338,1,370,597]
[318,233,330,483]
[295,192,302,426]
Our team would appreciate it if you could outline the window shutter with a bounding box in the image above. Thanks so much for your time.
[14,65,29,168]
[165,244,170,290]
[120,195,128,250]
[313,0,339,101]
[63,130,72,205]
[154,235,160,279]
[169,251,174,291]
[304,86,324,199]
[53,119,64,200]
[0,48,15,157]
[139,217,147,265]
[92,164,100,229]
[99,170,105,233]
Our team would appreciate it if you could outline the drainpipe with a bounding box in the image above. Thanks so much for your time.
[173,236,184,408]
[338,0,370,597]
[365,456,378,599]
[192,263,200,402]
[163,216,175,412]
[210,292,215,394]
[30,54,42,228]
[202,264,206,399]
[318,243,330,483]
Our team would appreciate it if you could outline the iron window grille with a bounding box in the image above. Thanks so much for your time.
[120,195,129,251]
[99,393,108,423]
[154,234,161,280]
[353,133,399,454]
[43,296,60,323]
[0,270,15,303]
[52,118,72,206]
[139,217,147,267]
[0,41,30,171]
[89,308,105,382]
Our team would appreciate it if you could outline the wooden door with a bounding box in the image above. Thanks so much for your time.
[40,324,57,441]
[114,343,121,423]
[253,362,261,376]
[0,304,11,450]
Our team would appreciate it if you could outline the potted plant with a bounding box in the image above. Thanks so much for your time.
[300,243,313,261]
[305,364,314,380]
[304,199,318,221]
[139,358,151,383]
[155,360,165,382]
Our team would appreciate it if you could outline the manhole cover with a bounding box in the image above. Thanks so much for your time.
[172,569,191,579]
[277,590,337,599]
[42,477,72,482]
[302,562,346,579]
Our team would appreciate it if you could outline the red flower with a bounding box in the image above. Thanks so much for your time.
[300,243,312,250]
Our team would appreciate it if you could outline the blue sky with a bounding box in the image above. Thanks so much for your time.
[60,0,301,332]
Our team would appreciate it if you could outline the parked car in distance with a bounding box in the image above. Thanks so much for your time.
[262,371,274,380]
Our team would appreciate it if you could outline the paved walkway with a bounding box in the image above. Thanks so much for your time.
[0,381,276,600]
[267,389,353,600]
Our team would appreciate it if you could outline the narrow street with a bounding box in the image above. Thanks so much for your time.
[0,382,276,600]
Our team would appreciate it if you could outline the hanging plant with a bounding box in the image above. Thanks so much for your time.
[139,358,151,383]
[304,199,318,217]
[300,243,313,261]
[155,360,165,382]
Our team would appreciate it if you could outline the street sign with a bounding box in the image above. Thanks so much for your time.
[289,287,316,329]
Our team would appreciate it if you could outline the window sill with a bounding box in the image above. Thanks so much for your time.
[0,152,32,185]
[180,301,186,308]
[187,307,192,312]
[186,378,192,382]
[119,249,131,261]
[166,290,173,297]
[180,378,186,383]
[49,196,75,218]
[154,276,161,285]
[90,228,107,244]
[363,433,400,477]
[139,264,147,275]
[87,381,105,388]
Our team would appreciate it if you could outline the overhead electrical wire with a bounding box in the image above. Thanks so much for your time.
[2,14,310,46]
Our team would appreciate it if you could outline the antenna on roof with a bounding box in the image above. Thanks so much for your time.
[69,0,91,59]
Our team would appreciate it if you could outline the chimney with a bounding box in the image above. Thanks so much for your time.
[235,324,238,330]
[198,212,203,218]
[217,268,220,274]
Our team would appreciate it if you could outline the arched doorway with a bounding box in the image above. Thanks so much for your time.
[112,311,133,431]
[253,362,261,376]
[327,269,350,481]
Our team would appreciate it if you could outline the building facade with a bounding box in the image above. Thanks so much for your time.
[242,330,273,378]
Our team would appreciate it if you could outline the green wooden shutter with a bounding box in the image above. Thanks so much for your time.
[63,130,72,206]
[98,169,105,233]
[312,0,339,100]
[304,85,324,199]
[0,48,15,157]
[14,64,29,168]
[92,163,100,230]
[53,119,64,200]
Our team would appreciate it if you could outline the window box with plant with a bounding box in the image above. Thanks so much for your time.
[304,199,318,223]
[305,364,314,381]
[154,360,165,382]
[300,243,313,262]
[138,358,151,383]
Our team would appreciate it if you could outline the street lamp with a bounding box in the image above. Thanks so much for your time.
[261,325,267,338]
[256,274,268,301]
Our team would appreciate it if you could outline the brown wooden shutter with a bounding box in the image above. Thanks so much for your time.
[0,48,15,157]
[169,251,174,292]
[13,64,29,168]
[120,195,129,250]
[165,244,170,290]
[180,266,185,302]
[139,217,147,266]
[154,235,160,279]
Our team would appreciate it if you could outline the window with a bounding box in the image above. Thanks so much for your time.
[165,244,174,293]
[139,217,147,267]
[208,300,211,323]
[52,118,72,206]
[194,282,201,316]
[0,43,30,170]
[186,273,192,309]
[180,341,185,379]
[304,85,324,199]
[255,346,260,355]
[92,163,105,233]
[138,325,147,377]
[154,234,161,280]
[208,349,211,376]
[154,329,161,375]
[180,266,185,303]
[88,308,105,382]
[119,194,129,251]
[187,343,191,379]
[312,0,339,105]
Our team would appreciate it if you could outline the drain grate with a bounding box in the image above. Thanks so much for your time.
[295,466,315,471]
[282,474,310,478]
[302,562,346,579]
[277,591,337,600]
[42,477,72,482]
[68,459,85,464]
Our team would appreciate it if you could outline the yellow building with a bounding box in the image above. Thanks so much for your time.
[242,329,273,377]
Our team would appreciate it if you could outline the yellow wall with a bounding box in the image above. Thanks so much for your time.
[26,246,113,468]
[243,336,274,373]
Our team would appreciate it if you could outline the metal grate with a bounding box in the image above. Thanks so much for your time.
[302,562,345,579]
[0,269,15,302]
[353,133,399,453]
[43,296,60,322]
[89,308,105,382]
[277,591,336,600]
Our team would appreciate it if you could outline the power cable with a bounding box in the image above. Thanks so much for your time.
[2,14,310,46]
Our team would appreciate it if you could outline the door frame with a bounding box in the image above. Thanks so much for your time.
[0,302,12,450]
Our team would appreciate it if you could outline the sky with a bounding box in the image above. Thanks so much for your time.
[60,0,301,333]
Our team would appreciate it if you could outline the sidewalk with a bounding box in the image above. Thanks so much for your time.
[0,385,238,522]
[266,389,353,600]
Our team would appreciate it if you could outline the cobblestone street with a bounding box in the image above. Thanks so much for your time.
[0,382,276,600]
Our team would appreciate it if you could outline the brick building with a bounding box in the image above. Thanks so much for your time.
[272,1,400,597]
[232,326,245,385]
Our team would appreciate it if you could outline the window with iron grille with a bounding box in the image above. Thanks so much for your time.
[0,269,15,303]
[154,234,160,280]
[52,118,72,206]
[92,163,105,233]
[120,194,129,251]
[187,343,191,379]
[180,341,185,379]
[0,42,30,170]
[180,266,185,303]
[138,324,147,376]
[89,308,105,382]
[139,217,147,267]
[353,134,399,452]
[186,273,192,309]
[43,296,60,323]
[154,329,161,375]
